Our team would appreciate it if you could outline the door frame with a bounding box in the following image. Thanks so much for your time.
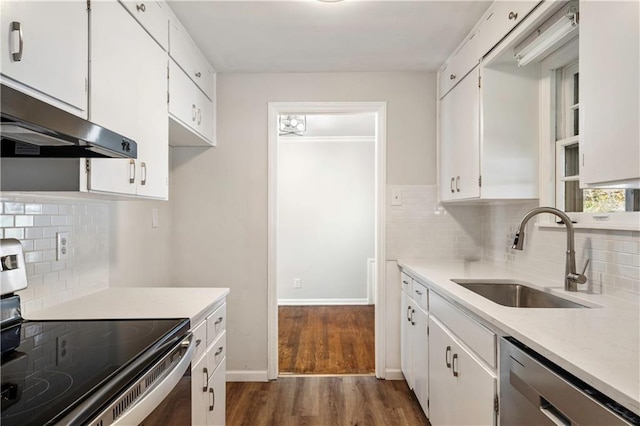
[267,101,387,379]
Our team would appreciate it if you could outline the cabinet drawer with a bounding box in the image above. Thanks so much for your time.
[401,272,412,295]
[168,59,215,145]
[207,302,226,346]
[119,0,170,50]
[207,330,226,374]
[430,291,496,367]
[439,30,479,99]
[478,1,540,58]
[412,280,428,311]
[169,16,215,99]
[191,319,207,364]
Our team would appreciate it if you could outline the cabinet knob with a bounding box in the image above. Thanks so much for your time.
[449,74,456,80]
[136,3,146,12]
[195,71,202,78]
[508,11,518,20]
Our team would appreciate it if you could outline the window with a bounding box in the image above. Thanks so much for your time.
[554,62,640,215]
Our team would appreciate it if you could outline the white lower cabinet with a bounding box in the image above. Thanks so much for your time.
[400,276,429,415]
[428,317,496,426]
[191,303,227,425]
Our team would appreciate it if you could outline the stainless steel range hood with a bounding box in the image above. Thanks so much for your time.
[1,84,137,159]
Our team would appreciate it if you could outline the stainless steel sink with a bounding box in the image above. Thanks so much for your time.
[451,280,588,308]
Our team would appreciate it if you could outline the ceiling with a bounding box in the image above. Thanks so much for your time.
[168,1,491,73]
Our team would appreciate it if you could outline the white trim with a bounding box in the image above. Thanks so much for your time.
[384,369,405,381]
[367,258,375,305]
[226,370,269,383]
[278,136,375,144]
[278,298,370,306]
[267,101,387,381]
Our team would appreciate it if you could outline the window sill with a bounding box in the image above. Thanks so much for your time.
[536,222,640,232]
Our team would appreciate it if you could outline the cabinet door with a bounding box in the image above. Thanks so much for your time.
[428,317,456,426]
[400,292,413,388]
[89,1,168,199]
[440,67,480,201]
[191,353,209,426]
[477,1,540,58]
[580,0,640,186]
[207,358,226,426]
[120,0,170,50]
[411,306,429,416]
[0,1,87,116]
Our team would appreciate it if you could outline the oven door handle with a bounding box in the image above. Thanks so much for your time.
[111,332,196,425]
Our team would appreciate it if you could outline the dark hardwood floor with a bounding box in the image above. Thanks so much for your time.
[227,376,430,426]
[279,305,375,375]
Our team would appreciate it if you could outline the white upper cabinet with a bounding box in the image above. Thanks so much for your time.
[0,0,88,117]
[580,0,640,187]
[439,30,480,99]
[88,0,168,199]
[119,0,171,50]
[477,1,540,58]
[169,15,215,100]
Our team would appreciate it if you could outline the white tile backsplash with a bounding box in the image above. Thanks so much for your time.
[0,195,110,315]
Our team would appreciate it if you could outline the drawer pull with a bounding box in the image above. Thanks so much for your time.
[452,353,459,377]
[406,306,412,322]
[10,22,23,62]
[450,177,455,193]
[508,11,518,20]
[402,280,409,285]
[202,367,209,391]
[214,316,223,325]
[129,159,136,184]
[215,346,224,356]
[192,104,197,121]
[141,162,147,186]
[136,3,146,12]
[455,176,460,192]
[410,309,416,326]
[195,71,202,78]
[196,338,202,347]
[445,346,452,368]
[209,387,215,411]
[449,74,456,80]
[414,289,423,296]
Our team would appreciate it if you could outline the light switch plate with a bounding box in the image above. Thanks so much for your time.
[391,188,402,206]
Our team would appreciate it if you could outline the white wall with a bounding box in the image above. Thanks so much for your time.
[277,137,375,303]
[169,71,436,375]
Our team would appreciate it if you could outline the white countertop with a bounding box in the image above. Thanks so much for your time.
[398,260,640,416]
[26,287,230,327]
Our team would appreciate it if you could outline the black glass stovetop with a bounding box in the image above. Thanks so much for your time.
[0,318,189,426]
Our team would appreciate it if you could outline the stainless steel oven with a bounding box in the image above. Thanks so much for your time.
[0,238,195,425]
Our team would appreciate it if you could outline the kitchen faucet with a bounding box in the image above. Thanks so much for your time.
[512,207,587,292]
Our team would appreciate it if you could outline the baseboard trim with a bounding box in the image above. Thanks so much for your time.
[384,368,404,380]
[226,370,269,382]
[278,298,370,306]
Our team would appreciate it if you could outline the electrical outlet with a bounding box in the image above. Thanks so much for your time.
[56,334,71,365]
[294,278,301,289]
[56,232,69,260]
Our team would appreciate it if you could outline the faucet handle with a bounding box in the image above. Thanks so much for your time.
[581,259,590,276]
[568,259,590,285]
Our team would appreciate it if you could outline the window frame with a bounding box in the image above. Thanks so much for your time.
[539,37,640,231]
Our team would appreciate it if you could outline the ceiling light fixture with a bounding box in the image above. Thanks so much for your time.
[515,8,578,67]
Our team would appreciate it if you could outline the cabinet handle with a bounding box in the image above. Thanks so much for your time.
[192,104,197,121]
[196,338,202,347]
[202,367,209,392]
[449,74,456,80]
[214,316,223,325]
[455,176,460,192]
[10,22,23,62]
[406,306,412,322]
[136,3,146,12]
[445,346,452,368]
[410,309,416,326]
[141,162,147,186]
[197,108,202,125]
[508,11,518,20]
[414,289,422,296]
[452,353,459,377]
[402,279,409,285]
[129,160,136,184]
[195,71,202,78]
[209,387,215,411]
[215,346,224,356]
[450,177,455,193]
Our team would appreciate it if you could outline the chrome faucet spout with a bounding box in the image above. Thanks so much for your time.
[511,207,586,291]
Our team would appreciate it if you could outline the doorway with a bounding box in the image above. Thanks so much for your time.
[267,102,387,379]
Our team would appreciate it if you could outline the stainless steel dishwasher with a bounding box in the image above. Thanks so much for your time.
[500,337,640,426]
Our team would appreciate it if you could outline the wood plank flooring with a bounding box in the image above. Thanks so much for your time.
[279,305,375,375]
[226,376,430,426]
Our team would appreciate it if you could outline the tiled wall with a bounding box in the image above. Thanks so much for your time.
[386,185,483,261]
[0,195,110,315]
[482,201,640,297]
